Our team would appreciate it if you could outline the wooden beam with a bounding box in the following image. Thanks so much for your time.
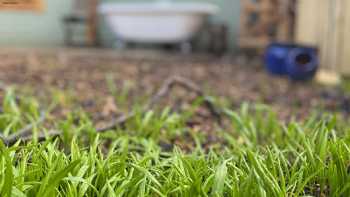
[0,0,45,11]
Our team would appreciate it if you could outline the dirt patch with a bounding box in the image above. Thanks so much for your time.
[0,48,347,121]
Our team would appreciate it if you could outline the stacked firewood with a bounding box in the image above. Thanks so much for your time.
[239,0,296,49]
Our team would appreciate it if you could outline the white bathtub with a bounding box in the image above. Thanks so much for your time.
[98,2,219,44]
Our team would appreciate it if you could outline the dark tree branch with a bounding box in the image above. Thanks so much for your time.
[96,113,134,133]
[96,76,221,132]
[147,76,221,122]
[10,111,46,138]
[3,130,61,146]
[1,111,47,146]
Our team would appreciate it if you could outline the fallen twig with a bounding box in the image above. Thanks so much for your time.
[1,76,221,145]
[96,113,134,133]
[147,76,221,122]
[11,111,46,137]
[1,111,47,145]
[96,76,221,132]
[0,81,8,91]
[3,130,61,146]
[0,84,60,145]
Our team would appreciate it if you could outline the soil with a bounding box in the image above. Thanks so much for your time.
[0,48,348,122]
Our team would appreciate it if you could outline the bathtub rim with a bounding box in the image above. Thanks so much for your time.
[98,2,219,15]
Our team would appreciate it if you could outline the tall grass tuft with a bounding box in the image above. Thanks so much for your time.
[0,90,350,196]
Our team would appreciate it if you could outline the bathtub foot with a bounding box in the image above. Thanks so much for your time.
[180,42,192,54]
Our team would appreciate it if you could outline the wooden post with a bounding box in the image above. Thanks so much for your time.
[87,0,99,46]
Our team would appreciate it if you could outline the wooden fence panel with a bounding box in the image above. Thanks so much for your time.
[296,0,350,76]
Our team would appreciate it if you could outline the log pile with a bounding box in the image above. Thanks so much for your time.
[239,0,296,49]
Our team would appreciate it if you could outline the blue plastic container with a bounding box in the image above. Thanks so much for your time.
[265,43,296,75]
[286,47,318,81]
[264,43,318,80]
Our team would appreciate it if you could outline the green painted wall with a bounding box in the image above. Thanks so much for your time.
[0,0,239,48]
[0,0,72,46]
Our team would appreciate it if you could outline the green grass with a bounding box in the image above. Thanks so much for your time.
[1,89,350,197]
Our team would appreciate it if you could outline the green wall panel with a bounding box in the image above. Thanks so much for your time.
[0,0,72,46]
